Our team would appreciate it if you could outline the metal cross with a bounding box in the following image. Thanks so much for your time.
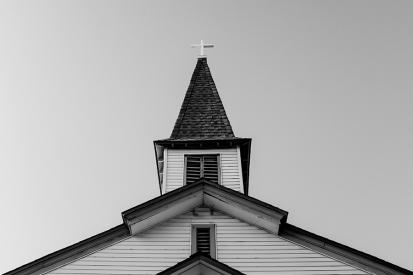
[191,40,214,56]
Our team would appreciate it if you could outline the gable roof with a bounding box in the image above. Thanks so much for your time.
[157,252,246,275]
[169,57,235,140]
[4,181,411,275]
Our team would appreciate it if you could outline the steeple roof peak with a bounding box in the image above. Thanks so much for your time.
[170,58,235,140]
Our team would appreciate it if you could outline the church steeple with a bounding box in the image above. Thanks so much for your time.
[170,58,235,140]
[154,57,251,196]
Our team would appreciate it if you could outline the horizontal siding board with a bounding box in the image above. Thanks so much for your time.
[48,208,367,275]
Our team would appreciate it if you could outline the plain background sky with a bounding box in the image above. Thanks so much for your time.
[0,0,412,273]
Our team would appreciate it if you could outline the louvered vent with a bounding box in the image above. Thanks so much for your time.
[185,155,202,184]
[203,155,219,184]
[196,227,210,254]
[185,155,219,185]
[191,224,216,258]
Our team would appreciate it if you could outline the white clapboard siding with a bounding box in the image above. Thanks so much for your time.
[48,208,367,275]
[164,148,243,193]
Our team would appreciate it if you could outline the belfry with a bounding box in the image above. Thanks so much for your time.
[154,56,251,195]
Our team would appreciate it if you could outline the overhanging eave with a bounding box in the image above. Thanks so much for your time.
[122,180,287,235]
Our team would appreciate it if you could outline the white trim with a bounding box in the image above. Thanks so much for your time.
[190,223,216,259]
[214,223,218,260]
[161,148,168,194]
[218,153,222,186]
[236,146,244,193]
[188,223,193,257]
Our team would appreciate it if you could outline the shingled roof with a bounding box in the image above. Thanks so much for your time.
[170,57,235,140]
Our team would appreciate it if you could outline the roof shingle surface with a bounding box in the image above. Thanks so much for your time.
[170,58,235,140]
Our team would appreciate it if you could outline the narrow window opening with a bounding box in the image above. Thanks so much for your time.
[191,224,216,258]
[196,227,210,254]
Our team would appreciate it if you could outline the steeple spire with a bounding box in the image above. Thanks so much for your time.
[170,58,234,140]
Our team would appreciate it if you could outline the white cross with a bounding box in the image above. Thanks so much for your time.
[191,40,214,56]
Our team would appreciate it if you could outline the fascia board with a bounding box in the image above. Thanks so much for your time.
[124,181,288,236]
[122,183,204,221]
[203,190,282,234]
[127,190,203,235]
[128,189,283,236]
[204,184,287,221]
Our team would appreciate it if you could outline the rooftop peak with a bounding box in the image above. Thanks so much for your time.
[170,58,235,140]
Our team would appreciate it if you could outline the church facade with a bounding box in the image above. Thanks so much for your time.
[4,57,411,275]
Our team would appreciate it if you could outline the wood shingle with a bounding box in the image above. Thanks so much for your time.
[170,57,235,140]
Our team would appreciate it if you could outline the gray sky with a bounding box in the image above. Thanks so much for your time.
[1,0,412,273]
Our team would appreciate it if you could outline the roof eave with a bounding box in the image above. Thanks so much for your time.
[3,224,129,275]
[279,223,412,275]
[154,137,251,147]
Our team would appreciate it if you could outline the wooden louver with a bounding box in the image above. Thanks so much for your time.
[185,155,219,185]
[191,224,216,258]
[196,227,211,255]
